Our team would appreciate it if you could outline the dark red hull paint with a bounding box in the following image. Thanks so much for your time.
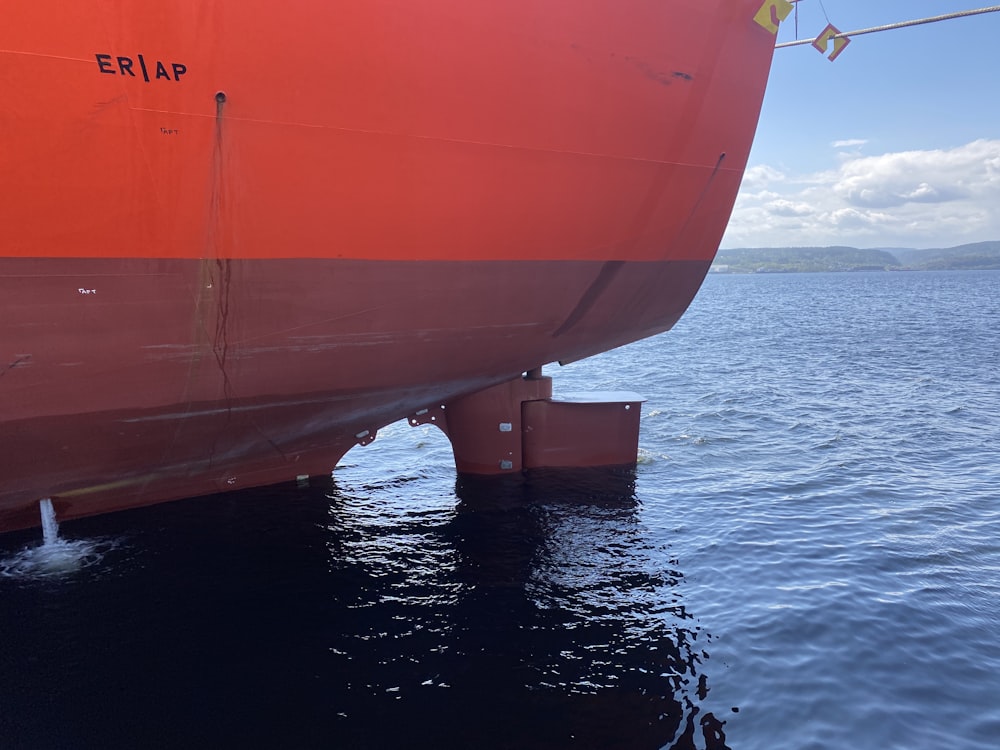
[1,258,710,531]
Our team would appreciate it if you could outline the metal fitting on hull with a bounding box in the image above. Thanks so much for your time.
[409,371,644,474]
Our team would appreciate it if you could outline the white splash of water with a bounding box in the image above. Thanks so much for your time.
[0,499,118,579]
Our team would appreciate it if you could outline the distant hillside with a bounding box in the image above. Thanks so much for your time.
[712,242,1000,273]
[889,241,1000,270]
[712,246,900,273]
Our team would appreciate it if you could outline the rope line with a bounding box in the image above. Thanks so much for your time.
[816,0,831,24]
[775,5,1000,48]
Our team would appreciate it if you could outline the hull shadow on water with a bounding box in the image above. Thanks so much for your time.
[1,471,728,749]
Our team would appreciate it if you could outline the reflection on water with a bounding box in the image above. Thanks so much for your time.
[327,470,727,749]
[0,472,725,749]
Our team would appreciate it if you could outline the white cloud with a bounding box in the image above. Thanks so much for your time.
[739,164,786,190]
[723,139,1000,248]
[766,198,812,217]
[831,138,868,148]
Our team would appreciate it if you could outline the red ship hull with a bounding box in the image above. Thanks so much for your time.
[1,1,778,531]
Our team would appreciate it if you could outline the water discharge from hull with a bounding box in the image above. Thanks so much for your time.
[0,500,116,579]
[40,498,58,546]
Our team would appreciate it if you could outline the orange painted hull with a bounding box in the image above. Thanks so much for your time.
[1,1,777,531]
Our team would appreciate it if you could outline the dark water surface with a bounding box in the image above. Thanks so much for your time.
[3,271,999,749]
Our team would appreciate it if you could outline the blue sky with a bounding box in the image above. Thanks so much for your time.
[722,0,1000,248]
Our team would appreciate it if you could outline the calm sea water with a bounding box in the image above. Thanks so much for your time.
[2,271,998,749]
